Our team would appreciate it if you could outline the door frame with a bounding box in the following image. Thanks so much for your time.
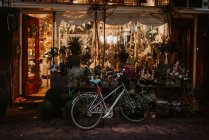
[23,14,41,95]
[19,11,53,96]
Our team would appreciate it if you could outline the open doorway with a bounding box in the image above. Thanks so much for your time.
[22,13,52,97]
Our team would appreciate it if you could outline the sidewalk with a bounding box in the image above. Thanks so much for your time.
[0,106,209,140]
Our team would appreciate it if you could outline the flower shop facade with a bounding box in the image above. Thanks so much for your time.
[0,1,209,106]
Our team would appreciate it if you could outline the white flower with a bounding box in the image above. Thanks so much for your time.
[49,64,60,72]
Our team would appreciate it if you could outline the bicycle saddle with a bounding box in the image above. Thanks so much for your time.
[89,79,101,85]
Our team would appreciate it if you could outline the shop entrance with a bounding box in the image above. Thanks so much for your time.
[22,13,52,97]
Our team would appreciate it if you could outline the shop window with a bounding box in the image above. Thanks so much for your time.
[172,0,187,7]
[189,0,202,8]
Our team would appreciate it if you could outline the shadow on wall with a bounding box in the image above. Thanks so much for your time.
[0,8,13,91]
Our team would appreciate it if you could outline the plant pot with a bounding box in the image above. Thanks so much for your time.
[119,53,129,63]
[67,55,81,68]
[69,80,79,87]
[50,75,68,88]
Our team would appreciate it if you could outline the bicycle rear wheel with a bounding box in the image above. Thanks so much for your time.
[120,93,149,122]
[71,94,103,130]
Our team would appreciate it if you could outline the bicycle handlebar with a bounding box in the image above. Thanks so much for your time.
[108,71,124,81]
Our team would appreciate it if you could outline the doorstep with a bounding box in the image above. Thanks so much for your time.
[14,98,43,108]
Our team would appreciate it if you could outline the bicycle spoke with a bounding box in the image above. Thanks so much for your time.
[71,94,103,130]
[120,93,149,122]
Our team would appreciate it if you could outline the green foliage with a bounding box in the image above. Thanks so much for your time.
[68,67,84,81]
[180,95,199,114]
[155,63,168,81]
[42,87,72,119]
[59,45,67,56]
[81,50,91,65]
[39,99,53,121]
[67,37,82,56]
[144,89,157,103]
[152,35,177,54]
[63,99,74,120]
[46,47,59,58]
[45,87,70,108]
[0,88,10,117]
[155,102,170,118]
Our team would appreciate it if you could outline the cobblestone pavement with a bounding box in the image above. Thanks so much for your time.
[0,107,209,140]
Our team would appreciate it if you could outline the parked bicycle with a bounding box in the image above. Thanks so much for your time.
[70,70,149,130]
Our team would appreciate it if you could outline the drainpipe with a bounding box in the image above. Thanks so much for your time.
[19,12,22,96]
[52,11,56,64]
[193,16,197,89]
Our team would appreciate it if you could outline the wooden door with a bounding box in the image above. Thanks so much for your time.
[196,15,209,97]
[171,18,194,81]
[22,14,41,95]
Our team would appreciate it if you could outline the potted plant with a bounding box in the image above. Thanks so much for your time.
[67,37,82,68]
[59,45,68,75]
[45,47,59,64]
[68,67,84,87]
[68,37,82,56]
[137,0,147,6]
[154,100,170,118]
[180,95,199,117]
[39,87,71,121]
[59,45,67,63]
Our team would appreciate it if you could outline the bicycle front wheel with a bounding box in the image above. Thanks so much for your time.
[120,93,149,122]
[71,94,103,130]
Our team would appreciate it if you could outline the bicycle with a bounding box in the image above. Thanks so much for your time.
[70,70,149,130]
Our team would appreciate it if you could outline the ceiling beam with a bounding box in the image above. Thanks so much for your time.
[8,2,209,14]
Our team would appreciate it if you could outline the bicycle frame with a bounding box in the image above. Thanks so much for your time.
[88,83,130,117]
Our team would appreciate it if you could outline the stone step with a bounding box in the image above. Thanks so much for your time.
[14,98,44,108]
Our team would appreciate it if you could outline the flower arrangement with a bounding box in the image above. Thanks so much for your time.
[180,95,199,114]
[166,60,189,86]
[67,67,87,87]
[68,67,84,81]
[123,64,136,80]
[49,64,60,76]
[139,68,154,81]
